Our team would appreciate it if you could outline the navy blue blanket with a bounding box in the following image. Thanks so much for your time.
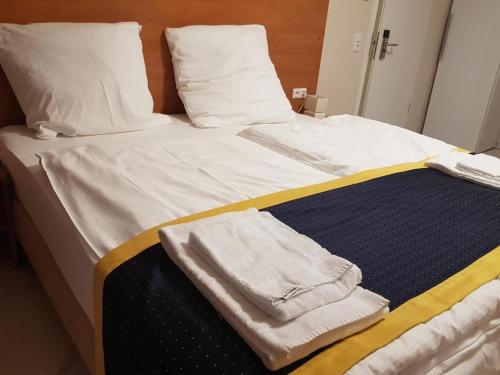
[102,169,500,374]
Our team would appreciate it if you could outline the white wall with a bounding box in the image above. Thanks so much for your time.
[316,0,373,116]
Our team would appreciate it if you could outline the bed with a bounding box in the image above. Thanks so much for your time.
[0,2,499,374]
[1,113,499,374]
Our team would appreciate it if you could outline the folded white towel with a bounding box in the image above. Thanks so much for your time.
[159,212,389,370]
[425,151,500,190]
[188,208,362,321]
[456,153,500,180]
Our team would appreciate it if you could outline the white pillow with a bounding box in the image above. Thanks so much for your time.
[0,22,170,140]
[165,25,295,128]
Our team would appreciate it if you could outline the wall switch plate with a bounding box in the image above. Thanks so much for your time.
[353,33,362,52]
[292,88,307,99]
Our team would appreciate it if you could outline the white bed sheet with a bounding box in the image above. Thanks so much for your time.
[38,135,335,257]
[0,114,332,321]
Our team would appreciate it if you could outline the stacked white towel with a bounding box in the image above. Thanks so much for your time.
[426,151,500,190]
[159,208,389,370]
[189,209,362,321]
[456,153,500,182]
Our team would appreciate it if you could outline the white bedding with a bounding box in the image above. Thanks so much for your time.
[349,278,500,375]
[165,25,295,128]
[1,114,498,374]
[239,114,456,176]
[38,135,333,255]
[0,114,331,320]
[0,22,170,139]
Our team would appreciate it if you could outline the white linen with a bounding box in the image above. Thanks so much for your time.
[239,114,456,176]
[0,114,325,320]
[456,153,500,180]
[426,150,500,189]
[37,134,333,256]
[159,222,389,370]
[1,114,498,372]
[165,25,295,128]
[188,208,362,322]
[0,22,170,140]
[348,278,500,375]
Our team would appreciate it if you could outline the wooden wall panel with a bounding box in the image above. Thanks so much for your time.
[0,0,329,127]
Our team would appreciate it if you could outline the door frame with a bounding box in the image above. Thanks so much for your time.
[355,0,385,116]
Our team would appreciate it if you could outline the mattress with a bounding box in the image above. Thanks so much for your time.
[0,114,332,321]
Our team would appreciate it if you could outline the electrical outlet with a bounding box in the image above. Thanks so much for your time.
[292,88,307,99]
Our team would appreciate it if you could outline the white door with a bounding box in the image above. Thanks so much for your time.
[423,0,500,152]
[360,0,450,132]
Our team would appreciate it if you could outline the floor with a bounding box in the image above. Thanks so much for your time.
[0,243,89,375]
[1,148,499,375]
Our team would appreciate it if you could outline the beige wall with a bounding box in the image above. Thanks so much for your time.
[316,0,373,116]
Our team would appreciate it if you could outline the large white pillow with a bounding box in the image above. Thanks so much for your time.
[0,22,170,140]
[165,25,295,128]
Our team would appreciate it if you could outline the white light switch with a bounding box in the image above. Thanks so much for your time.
[353,33,362,52]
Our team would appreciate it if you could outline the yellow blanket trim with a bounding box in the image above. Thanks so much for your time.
[291,247,500,374]
[94,161,426,374]
[94,155,496,375]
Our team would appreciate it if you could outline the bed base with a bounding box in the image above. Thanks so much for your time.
[12,197,94,374]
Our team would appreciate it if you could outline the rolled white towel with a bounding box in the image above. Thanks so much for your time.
[159,217,389,370]
[456,153,500,180]
[188,208,362,321]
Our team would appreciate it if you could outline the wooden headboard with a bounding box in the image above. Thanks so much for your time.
[0,0,329,127]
